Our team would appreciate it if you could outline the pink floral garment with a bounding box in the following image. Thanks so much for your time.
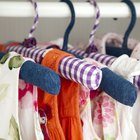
[100,34,140,140]
[0,52,43,140]
[84,58,122,140]
[79,86,101,140]
[18,79,44,140]
[79,79,120,140]
[79,59,102,140]
[91,93,121,140]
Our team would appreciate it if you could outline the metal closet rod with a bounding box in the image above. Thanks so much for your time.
[0,1,140,18]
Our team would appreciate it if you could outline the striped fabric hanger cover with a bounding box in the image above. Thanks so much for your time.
[5,0,138,106]
[5,0,103,91]
[67,0,140,89]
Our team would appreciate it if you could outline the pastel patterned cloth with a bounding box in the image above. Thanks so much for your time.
[50,38,140,89]
[84,58,121,140]
[79,86,101,140]
[94,35,140,140]
[85,56,139,140]
[130,42,140,139]
[18,79,44,140]
[100,35,140,139]
[110,55,140,140]
[0,51,44,140]
[131,42,140,60]
[0,52,23,140]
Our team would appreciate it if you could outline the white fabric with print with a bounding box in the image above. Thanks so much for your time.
[0,52,23,139]
[0,52,44,140]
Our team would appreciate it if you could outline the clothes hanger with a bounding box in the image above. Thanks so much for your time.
[0,52,60,94]
[5,0,103,92]
[85,0,100,54]
[0,0,61,95]
[68,0,136,57]
[21,0,38,48]
[105,0,136,57]
[60,0,84,58]
[59,0,140,94]
[64,0,100,56]
[61,0,75,52]
[4,0,137,106]
[61,0,137,106]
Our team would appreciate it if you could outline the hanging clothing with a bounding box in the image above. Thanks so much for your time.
[84,58,121,140]
[57,78,83,140]
[131,42,140,60]
[40,48,84,140]
[38,89,65,140]
[78,60,103,140]
[38,106,50,140]
[0,52,24,140]
[38,48,70,140]
[0,51,44,140]
[79,85,101,140]
[18,79,44,140]
[130,42,140,139]
[88,60,118,139]
[85,56,139,140]
[99,34,140,139]
[110,55,140,140]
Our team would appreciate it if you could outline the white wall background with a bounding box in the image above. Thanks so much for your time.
[0,0,139,45]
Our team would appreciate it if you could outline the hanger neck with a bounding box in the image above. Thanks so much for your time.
[61,0,75,51]
[122,0,137,49]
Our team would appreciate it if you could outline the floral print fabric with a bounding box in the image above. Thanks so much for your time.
[84,58,121,140]
[79,86,101,140]
[0,52,44,140]
[91,93,119,140]
[85,56,138,140]
[18,80,44,140]
[0,52,24,140]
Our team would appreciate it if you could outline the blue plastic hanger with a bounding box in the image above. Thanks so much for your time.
[106,0,137,57]
[60,0,75,52]
[61,0,137,106]
[60,0,83,58]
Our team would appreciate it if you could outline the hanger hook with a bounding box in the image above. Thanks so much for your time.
[60,0,76,51]
[21,0,38,48]
[121,0,137,50]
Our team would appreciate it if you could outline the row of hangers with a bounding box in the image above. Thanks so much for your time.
[0,0,137,106]
[60,0,138,106]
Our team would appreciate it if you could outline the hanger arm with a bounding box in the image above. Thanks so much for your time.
[106,0,136,57]
[67,47,137,106]
[61,0,75,51]
[100,67,137,106]
[0,52,60,94]
[121,0,137,49]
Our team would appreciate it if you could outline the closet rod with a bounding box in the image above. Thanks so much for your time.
[0,2,140,18]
